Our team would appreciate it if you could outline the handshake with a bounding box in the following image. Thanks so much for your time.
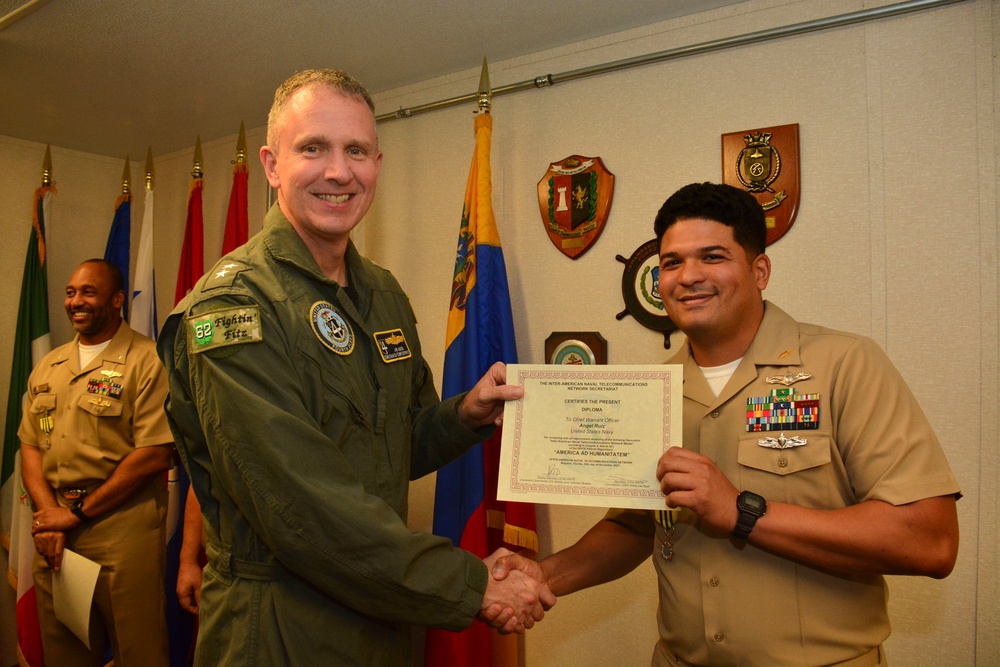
[476,548,556,634]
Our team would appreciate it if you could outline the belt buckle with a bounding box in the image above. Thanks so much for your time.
[59,487,88,501]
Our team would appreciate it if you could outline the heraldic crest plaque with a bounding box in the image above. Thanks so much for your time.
[537,155,615,259]
[722,123,800,246]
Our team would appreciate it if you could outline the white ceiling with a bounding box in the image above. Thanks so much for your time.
[0,0,743,159]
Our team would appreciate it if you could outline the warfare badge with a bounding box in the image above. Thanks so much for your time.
[536,155,615,259]
[722,123,801,246]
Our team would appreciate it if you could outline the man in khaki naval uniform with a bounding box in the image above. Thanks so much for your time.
[494,182,961,666]
[19,259,173,667]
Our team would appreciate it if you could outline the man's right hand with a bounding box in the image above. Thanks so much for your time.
[477,548,555,634]
[33,530,66,572]
[177,559,203,614]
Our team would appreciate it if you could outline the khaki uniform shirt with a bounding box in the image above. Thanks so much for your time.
[18,320,173,487]
[158,205,490,667]
[608,302,960,667]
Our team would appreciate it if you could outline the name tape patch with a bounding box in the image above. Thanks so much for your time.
[188,306,262,354]
[373,329,411,363]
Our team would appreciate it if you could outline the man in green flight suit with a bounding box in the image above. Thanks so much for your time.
[157,69,553,666]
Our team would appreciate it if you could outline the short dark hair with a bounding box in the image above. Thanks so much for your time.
[653,182,767,258]
[81,258,124,294]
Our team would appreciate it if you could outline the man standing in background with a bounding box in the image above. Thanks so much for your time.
[20,258,173,667]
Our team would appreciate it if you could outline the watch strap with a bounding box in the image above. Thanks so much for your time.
[732,491,766,542]
[71,499,92,523]
[731,511,758,542]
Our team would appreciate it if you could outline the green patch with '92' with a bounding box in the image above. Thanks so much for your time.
[187,305,263,354]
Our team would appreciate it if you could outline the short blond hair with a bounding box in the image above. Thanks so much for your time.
[266,69,375,150]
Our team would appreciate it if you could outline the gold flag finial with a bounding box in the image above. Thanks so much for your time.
[144,146,155,190]
[192,135,203,178]
[477,58,491,113]
[235,121,247,164]
[121,156,131,195]
[41,145,52,186]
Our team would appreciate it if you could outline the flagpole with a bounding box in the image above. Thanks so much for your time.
[41,144,52,187]
[477,58,491,114]
[192,135,203,180]
[236,121,247,165]
[145,146,155,190]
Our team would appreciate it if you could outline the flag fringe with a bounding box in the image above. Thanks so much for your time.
[115,192,131,210]
[233,162,248,175]
[488,509,539,553]
[189,177,204,195]
[503,524,539,553]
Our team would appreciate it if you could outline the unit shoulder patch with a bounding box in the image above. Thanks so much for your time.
[187,305,262,354]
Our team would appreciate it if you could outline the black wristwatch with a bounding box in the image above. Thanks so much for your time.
[732,490,766,542]
[70,499,92,523]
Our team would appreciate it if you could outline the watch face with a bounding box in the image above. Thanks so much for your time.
[739,492,765,514]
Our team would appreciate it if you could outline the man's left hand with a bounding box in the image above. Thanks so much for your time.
[31,506,81,535]
[457,362,524,430]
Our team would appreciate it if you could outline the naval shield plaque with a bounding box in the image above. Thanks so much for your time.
[722,123,800,246]
[537,155,615,259]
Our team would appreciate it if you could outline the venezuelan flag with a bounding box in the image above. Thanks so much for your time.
[425,112,537,666]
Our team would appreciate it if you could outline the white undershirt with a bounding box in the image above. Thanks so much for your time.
[699,357,743,397]
[78,340,111,369]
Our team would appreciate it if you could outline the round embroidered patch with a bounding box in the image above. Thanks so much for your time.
[309,301,354,355]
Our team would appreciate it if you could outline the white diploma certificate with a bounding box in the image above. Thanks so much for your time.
[498,364,683,510]
[54,549,101,649]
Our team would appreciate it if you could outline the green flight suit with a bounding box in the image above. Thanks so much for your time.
[158,205,489,666]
